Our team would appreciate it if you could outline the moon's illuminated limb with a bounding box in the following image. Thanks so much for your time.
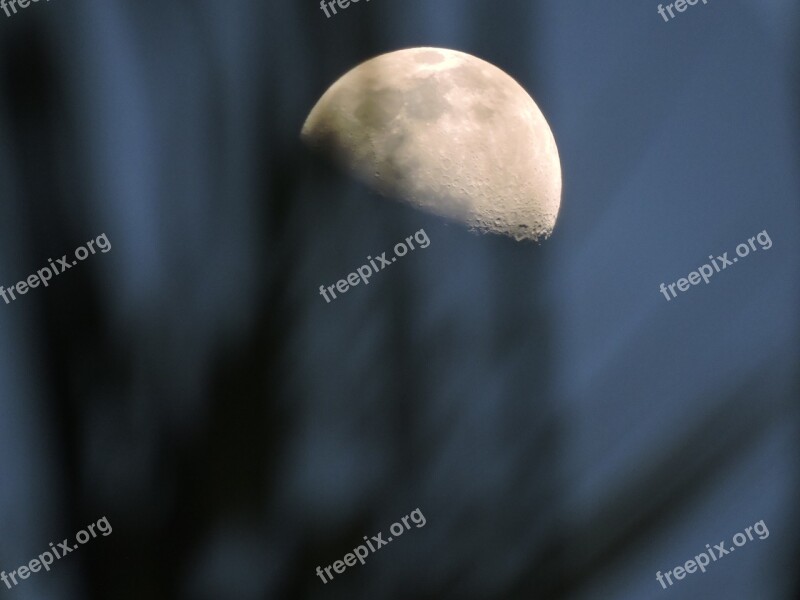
[302,47,562,242]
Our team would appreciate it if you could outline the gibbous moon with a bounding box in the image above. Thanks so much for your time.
[301,47,562,242]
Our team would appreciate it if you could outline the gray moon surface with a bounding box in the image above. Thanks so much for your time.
[301,47,562,242]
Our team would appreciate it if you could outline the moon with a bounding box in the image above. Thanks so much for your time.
[301,47,562,242]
